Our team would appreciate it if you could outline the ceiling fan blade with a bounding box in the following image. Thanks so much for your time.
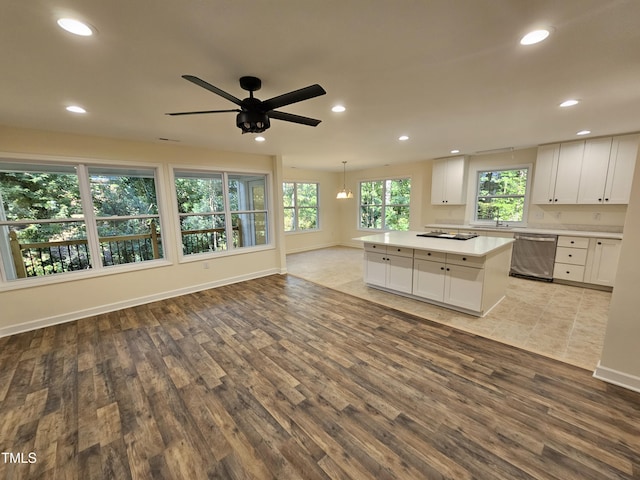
[262,84,326,111]
[268,110,322,127]
[166,109,240,116]
[182,75,243,106]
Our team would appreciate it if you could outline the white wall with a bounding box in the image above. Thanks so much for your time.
[595,146,640,390]
[0,126,285,336]
[339,160,427,247]
[282,166,342,254]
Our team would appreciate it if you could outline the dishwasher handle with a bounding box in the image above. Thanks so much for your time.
[515,234,558,242]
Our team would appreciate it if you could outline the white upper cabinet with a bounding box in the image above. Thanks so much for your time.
[532,141,584,204]
[577,137,613,204]
[431,156,467,205]
[534,134,639,205]
[603,134,639,204]
[577,135,639,204]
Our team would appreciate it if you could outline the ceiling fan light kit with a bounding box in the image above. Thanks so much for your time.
[167,75,326,134]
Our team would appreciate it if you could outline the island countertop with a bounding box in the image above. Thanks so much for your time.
[354,231,514,257]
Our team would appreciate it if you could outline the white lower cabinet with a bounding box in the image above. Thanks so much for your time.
[364,242,512,316]
[585,238,622,287]
[413,256,484,312]
[364,245,414,294]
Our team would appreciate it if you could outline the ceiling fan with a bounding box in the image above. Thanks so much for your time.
[166,75,326,134]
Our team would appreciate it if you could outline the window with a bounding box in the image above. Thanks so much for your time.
[0,161,164,282]
[359,178,411,230]
[283,182,319,232]
[174,170,270,256]
[475,168,529,224]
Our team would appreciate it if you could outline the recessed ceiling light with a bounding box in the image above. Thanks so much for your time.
[331,105,346,113]
[560,99,580,107]
[398,135,409,141]
[576,130,591,136]
[57,18,94,36]
[255,136,266,142]
[520,29,550,45]
[450,149,460,154]
[66,105,86,114]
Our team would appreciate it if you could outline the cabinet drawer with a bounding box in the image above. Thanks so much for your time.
[387,246,414,258]
[414,249,447,262]
[446,253,485,269]
[364,243,385,253]
[557,236,589,248]
[555,247,587,265]
[553,263,585,282]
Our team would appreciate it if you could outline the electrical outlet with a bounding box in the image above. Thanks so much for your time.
[593,212,601,221]
[554,211,562,219]
[203,262,209,270]
[534,211,544,219]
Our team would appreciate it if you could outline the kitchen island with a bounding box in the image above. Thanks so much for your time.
[354,231,515,317]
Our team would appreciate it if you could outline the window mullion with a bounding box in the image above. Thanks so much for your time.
[76,164,103,270]
[222,172,234,249]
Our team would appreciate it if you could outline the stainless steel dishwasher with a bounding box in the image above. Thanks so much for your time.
[509,233,558,281]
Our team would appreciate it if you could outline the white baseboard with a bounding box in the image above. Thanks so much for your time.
[0,268,280,339]
[593,362,640,393]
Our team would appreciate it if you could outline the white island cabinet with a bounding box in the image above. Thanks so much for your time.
[356,231,514,317]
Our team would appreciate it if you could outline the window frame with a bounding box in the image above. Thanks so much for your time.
[471,165,531,227]
[0,154,170,290]
[283,181,320,233]
[171,166,274,262]
[358,176,411,231]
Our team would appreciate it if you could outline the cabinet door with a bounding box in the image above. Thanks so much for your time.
[444,156,467,205]
[387,255,414,293]
[577,137,612,204]
[444,264,484,312]
[431,159,447,204]
[589,239,621,286]
[553,141,584,204]
[531,144,560,204]
[412,259,445,301]
[431,157,466,205]
[604,134,640,204]
[364,252,387,288]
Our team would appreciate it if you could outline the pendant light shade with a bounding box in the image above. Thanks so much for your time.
[337,161,353,199]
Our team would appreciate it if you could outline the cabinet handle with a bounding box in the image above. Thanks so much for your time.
[446,268,450,271]
[597,241,602,245]
[554,199,558,202]
[605,198,609,202]
[397,248,401,252]
[570,241,575,244]
[568,254,572,257]
[427,252,431,256]
[598,198,602,202]
[440,267,445,270]
[549,199,553,202]
[462,257,467,261]
[566,271,570,274]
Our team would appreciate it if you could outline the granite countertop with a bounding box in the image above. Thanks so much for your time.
[354,231,514,257]
[425,224,624,239]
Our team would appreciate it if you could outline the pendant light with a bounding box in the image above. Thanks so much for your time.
[336,161,353,199]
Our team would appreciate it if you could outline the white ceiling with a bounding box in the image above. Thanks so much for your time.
[2,1,640,171]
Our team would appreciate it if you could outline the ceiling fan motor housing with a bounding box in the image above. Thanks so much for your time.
[236,110,270,133]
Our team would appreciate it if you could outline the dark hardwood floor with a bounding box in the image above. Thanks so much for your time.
[1,274,639,479]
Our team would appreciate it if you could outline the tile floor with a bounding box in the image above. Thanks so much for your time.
[286,246,611,371]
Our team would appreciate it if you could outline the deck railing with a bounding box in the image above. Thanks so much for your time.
[8,220,242,278]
